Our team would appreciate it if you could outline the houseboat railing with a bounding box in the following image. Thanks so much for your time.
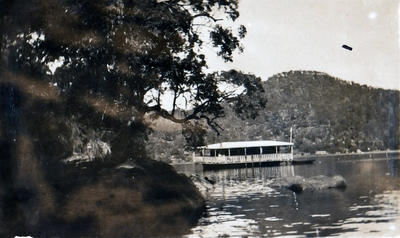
[193,153,293,164]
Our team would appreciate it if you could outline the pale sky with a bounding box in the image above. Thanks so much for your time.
[205,0,400,90]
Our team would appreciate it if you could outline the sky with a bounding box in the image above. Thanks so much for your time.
[205,0,400,90]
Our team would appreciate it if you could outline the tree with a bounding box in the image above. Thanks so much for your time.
[1,2,261,236]
[1,0,255,131]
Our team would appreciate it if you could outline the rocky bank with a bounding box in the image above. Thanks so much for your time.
[0,83,205,237]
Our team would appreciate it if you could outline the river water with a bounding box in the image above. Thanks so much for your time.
[184,155,400,237]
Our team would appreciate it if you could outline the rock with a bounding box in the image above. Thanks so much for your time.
[0,90,205,237]
[204,176,216,185]
[287,183,304,193]
[1,156,206,238]
[190,175,215,198]
[61,159,206,238]
[274,175,347,193]
[332,175,347,189]
[307,175,347,190]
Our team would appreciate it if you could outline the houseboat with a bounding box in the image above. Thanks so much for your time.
[193,140,294,169]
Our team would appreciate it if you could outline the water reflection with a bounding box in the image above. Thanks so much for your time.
[187,157,400,237]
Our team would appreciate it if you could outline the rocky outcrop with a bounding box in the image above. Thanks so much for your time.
[274,175,347,193]
[0,84,205,237]
[54,159,205,237]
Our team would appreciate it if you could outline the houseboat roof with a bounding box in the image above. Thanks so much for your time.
[202,140,293,150]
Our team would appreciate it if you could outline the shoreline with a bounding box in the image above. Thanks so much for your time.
[294,150,400,160]
[172,150,400,167]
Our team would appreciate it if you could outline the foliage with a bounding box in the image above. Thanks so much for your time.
[220,70,267,119]
[182,120,207,150]
[1,0,250,130]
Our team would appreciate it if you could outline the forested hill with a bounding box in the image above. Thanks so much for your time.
[147,70,399,161]
[208,70,399,154]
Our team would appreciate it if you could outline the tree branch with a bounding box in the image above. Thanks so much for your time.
[192,12,223,22]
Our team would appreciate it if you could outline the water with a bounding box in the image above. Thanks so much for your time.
[184,156,400,237]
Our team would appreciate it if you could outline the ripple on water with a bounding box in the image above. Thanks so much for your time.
[188,159,400,237]
[265,217,283,221]
[242,208,255,212]
[349,205,375,211]
[310,214,331,218]
[187,215,259,237]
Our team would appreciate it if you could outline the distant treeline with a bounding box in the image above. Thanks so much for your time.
[148,70,399,161]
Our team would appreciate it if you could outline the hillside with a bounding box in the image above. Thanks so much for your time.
[209,70,399,154]
[147,70,399,161]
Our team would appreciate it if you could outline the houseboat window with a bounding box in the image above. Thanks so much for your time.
[230,148,245,156]
[216,149,229,156]
[261,146,276,154]
[202,149,211,156]
[280,146,291,153]
[246,147,261,155]
[210,149,216,157]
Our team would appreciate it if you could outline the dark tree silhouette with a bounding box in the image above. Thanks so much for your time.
[1,0,255,130]
[0,2,266,236]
